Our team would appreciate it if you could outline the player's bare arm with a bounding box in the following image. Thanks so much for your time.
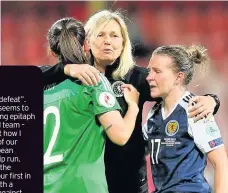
[98,84,139,146]
[207,146,228,193]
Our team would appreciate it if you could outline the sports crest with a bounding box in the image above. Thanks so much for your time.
[165,120,179,136]
[111,81,124,97]
[206,121,219,137]
[99,92,115,108]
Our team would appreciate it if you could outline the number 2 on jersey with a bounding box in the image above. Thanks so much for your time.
[44,106,63,165]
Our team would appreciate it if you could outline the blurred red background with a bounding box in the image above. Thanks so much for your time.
[2,1,228,192]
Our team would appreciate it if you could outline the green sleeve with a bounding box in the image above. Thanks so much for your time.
[90,83,121,116]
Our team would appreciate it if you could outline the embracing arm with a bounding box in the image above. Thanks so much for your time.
[64,64,100,86]
[204,94,220,115]
[188,94,220,122]
[136,65,221,120]
[41,63,67,85]
[41,63,100,86]
[63,63,221,119]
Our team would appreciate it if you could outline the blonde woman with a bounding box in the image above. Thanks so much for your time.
[44,17,140,193]
[42,10,220,193]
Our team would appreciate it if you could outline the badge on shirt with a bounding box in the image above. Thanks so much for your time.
[206,121,220,137]
[112,81,124,97]
[99,92,115,108]
[165,120,179,136]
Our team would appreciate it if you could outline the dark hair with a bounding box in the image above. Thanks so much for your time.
[153,45,210,85]
[47,17,88,64]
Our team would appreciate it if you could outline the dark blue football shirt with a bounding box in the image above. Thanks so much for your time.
[142,91,223,193]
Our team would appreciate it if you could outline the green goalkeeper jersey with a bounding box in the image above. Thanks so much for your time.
[44,75,120,193]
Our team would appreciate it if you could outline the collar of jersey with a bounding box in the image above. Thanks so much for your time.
[161,91,190,120]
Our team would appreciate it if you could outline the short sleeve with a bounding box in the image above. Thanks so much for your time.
[142,124,148,141]
[188,116,224,153]
[90,77,121,116]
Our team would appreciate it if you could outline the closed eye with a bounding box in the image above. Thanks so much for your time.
[97,33,104,37]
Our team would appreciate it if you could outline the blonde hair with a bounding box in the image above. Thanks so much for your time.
[85,10,135,80]
[153,44,210,85]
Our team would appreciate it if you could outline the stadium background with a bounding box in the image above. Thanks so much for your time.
[2,1,228,192]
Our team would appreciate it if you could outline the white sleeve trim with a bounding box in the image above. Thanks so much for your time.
[188,116,224,154]
[142,124,148,140]
[142,108,156,141]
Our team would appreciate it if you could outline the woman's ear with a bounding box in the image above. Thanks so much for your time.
[176,72,185,85]
[84,39,90,53]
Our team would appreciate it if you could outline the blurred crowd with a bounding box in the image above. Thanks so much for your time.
[2,1,228,192]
